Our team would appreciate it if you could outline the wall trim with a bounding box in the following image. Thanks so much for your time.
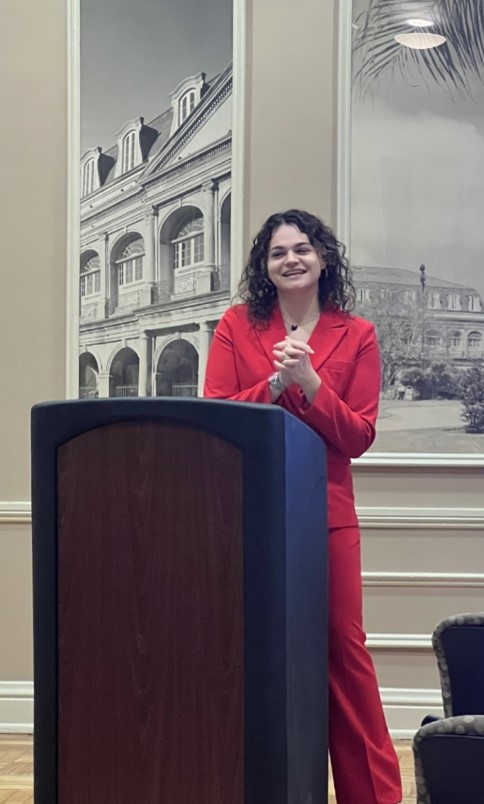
[0,682,34,734]
[367,633,431,650]
[0,502,32,525]
[357,506,484,530]
[363,571,484,588]
[3,502,484,529]
[382,687,443,739]
[0,680,438,738]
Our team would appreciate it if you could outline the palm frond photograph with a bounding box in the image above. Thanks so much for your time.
[353,0,484,97]
[347,0,484,457]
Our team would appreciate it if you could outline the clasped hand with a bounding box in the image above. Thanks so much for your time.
[273,336,317,388]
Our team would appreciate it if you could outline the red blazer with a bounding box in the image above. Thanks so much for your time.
[203,304,381,528]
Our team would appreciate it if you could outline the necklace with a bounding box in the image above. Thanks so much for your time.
[281,311,320,332]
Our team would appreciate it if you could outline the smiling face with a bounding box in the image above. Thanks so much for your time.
[266,224,324,296]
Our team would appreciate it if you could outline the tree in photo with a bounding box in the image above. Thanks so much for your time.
[459,362,484,433]
[399,362,460,400]
[357,294,421,391]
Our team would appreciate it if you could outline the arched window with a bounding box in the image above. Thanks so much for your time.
[449,331,462,349]
[82,159,95,196]
[80,254,101,297]
[122,130,137,173]
[172,217,204,270]
[425,330,440,348]
[116,237,144,287]
[156,340,199,397]
[180,89,196,123]
[79,353,99,399]
[468,331,482,351]
[109,347,139,397]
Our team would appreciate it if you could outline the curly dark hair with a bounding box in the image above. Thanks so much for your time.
[238,209,355,326]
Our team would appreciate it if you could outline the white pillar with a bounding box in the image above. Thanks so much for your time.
[203,180,218,269]
[98,371,110,398]
[140,208,158,306]
[197,323,212,396]
[144,207,157,283]
[138,333,150,397]
[99,232,109,318]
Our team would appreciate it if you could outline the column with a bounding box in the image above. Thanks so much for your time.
[202,180,218,270]
[140,207,158,306]
[138,333,150,397]
[98,371,110,398]
[100,232,110,318]
[197,323,213,396]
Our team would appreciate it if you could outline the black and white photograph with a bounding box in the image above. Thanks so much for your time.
[349,0,484,459]
[78,0,235,401]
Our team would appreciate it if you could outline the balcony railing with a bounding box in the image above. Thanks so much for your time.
[79,387,98,399]
[171,384,198,397]
[114,385,138,397]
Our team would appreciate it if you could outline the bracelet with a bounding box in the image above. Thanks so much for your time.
[268,371,286,394]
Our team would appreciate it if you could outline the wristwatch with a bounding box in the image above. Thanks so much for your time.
[268,371,286,395]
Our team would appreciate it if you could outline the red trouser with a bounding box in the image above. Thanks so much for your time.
[328,527,402,804]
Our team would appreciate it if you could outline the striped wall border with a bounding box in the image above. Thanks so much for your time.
[2,502,484,529]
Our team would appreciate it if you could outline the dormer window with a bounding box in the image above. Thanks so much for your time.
[169,73,207,135]
[82,159,96,196]
[356,288,371,303]
[403,290,417,304]
[427,293,441,310]
[114,118,150,178]
[468,295,482,312]
[180,90,196,124]
[447,293,461,311]
[122,131,137,173]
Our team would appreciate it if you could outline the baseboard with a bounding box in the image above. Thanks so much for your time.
[0,682,34,733]
[0,681,440,738]
[383,687,443,739]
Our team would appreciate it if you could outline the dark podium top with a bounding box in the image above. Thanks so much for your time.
[31,398,328,804]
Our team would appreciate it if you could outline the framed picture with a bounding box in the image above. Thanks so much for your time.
[338,0,484,465]
[67,0,245,402]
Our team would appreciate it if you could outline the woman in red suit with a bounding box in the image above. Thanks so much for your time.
[204,209,402,804]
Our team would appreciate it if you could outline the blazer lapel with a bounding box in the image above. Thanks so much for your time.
[308,309,348,371]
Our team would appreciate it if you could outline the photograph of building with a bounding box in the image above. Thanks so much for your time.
[349,0,484,455]
[77,0,234,400]
[79,66,232,399]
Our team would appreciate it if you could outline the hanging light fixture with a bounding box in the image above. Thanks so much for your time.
[405,18,434,27]
[395,32,447,50]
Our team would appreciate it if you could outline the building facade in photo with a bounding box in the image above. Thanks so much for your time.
[354,264,484,390]
[79,66,233,399]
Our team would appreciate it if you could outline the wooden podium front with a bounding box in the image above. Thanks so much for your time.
[31,398,328,803]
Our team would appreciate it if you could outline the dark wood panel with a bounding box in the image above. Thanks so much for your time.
[57,421,244,804]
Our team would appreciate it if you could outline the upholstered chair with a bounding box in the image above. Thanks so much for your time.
[413,714,484,804]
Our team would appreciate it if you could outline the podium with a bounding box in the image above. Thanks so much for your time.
[31,398,328,803]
